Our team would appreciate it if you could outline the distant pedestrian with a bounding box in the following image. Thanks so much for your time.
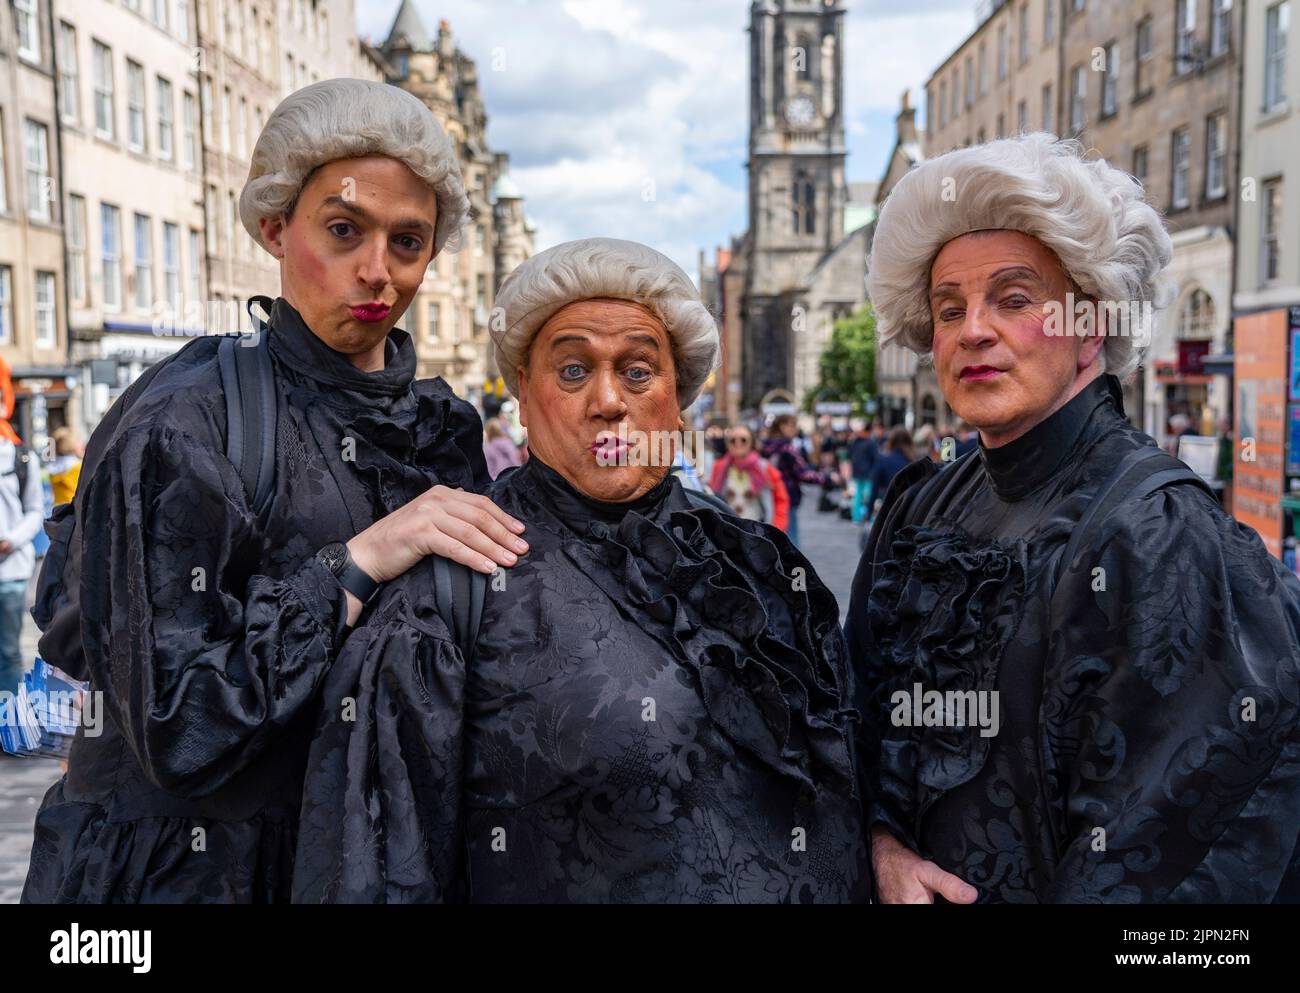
[483,418,522,479]
[868,426,914,522]
[47,428,84,507]
[0,360,43,694]
[762,414,823,546]
[710,424,789,531]
[913,424,938,461]
[954,420,979,458]
[847,420,878,523]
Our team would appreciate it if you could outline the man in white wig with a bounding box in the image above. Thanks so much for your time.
[293,237,871,903]
[846,133,1300,903]
[24,79,529,903]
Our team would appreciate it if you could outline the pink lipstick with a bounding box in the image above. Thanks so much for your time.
[350,303,391,323]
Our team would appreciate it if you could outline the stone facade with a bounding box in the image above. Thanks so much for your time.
[871,92,927,428]
[0,0,73,448]
[378,2,534,404]
[739,0,865,414]
[57,0,208,438]
[1234,0,1299,317]
[1061,0,1238,442]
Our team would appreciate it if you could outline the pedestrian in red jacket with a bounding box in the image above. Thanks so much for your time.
[709,424,790,531]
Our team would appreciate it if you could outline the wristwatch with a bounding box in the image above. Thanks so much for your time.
[315,541,381,604]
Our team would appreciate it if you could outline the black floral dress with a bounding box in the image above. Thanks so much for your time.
[293,457,870,903]
[22,298,488,903]
[846,374,1300,903]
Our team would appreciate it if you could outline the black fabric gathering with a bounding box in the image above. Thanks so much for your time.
[22,298,489,904]
[293,456,870,903]
[846,373,1300,903]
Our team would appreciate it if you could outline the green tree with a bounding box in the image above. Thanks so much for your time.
[807,303,877,413]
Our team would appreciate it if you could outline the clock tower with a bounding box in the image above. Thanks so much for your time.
[741,0,849,409]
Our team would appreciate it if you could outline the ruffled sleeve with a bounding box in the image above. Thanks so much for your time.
[293,581,466,904]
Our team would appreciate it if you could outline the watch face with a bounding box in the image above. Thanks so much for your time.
[318,542,347,574]
[785,96,815,126]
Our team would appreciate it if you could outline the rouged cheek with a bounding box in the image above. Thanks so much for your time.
[289,231,329,285]
[629,385,681,432]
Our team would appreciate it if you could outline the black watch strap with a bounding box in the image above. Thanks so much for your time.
[316,541,381,604]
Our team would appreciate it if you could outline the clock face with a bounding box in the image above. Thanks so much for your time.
[785,96,815,126]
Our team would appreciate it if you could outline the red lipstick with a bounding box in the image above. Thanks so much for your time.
[350,303,391,323]
[959,365,1003,382]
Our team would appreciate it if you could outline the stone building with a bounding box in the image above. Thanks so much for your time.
[378,1,534,404]
[736,0,869,415]
[872,92,925,428]
[0,0,73,448]
[44,0,383,439]
[1232,1,1296,329]
[697,237,747,425]
[56,0,208,439]
[920,0,1240,439]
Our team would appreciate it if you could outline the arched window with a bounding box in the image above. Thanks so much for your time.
[792,171,816,235]
[1178,287,1215,339]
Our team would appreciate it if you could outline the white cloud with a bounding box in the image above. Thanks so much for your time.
[358,0,976,277]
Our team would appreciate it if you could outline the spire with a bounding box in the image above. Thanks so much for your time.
[384,0,432,52]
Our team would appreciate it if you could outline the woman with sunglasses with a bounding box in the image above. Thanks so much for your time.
[708,424,790,531]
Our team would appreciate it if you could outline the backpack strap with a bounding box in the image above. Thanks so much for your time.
[4,444,30,494]
[218,297,278,520]
[1053,445,1213,592]
[431,554,486,663]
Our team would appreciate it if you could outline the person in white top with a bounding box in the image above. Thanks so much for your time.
[0,429,43,693]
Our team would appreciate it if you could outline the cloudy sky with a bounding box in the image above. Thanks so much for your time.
[356,0,977,278]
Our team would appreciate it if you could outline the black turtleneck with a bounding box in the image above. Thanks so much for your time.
[977,372,1122,501]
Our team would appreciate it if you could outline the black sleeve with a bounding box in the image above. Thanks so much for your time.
[77,417,351,797]
[1045,485,1300,902]
[294,579,466,903]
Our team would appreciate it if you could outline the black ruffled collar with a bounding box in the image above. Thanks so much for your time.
[978,373,1124,501]
[267,296,415,400]
[520,455,678,532]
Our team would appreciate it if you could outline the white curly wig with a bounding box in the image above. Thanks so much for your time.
[866,132,1174,377]
[492,238,720,409]
[239,78,470,256]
